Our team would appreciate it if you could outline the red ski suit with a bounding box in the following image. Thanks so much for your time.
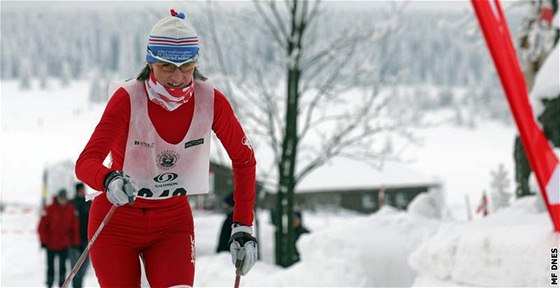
[76,81,256,287]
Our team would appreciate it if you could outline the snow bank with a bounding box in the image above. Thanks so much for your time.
[408,189,444,219]
[410,196,559,287]
[195,208,440,287]
[278,208,438,287]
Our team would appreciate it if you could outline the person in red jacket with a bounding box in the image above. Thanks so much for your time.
[38,189,80,288]
[75,9,257,287]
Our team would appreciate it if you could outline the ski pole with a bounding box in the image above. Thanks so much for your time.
[62,205,118,288]
[234,248,245,288]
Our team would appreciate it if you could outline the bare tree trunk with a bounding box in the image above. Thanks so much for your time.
[275,68,299,267]
[275,0,306,268]
[241,0,406,268]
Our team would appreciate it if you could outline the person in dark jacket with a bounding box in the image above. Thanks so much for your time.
[38,189,80,288]
[216,192,235,253]
[293,210,310,263]
[515,96,560,196]
[69,182,91,288]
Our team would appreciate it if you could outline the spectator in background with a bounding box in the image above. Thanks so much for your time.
[293,210,310,263]
[69,182,91,288]
[216,192,235,253]
[515,0,559,198]
[38,189,79,288]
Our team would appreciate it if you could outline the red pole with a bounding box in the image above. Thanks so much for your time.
[471,0,560,231]
[234,273,241,288]
[233,248,245,288]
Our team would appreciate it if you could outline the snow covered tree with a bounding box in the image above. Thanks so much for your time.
[206,1,413,267]
[89,67,108,104]
[60,61,72,87]
[117,33,138,78]
[489,164,512,212]
[19,58,32,90]
[39,64,50,90]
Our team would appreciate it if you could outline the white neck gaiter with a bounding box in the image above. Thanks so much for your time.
[144,72,194,111]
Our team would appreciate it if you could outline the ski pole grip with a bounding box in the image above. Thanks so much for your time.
[235,247,246,274]
[236,247,246,266]
[124,182,135,204]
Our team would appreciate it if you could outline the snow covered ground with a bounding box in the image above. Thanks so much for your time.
[1,191,556,287]
[3,201,437,287]
[412,196,558,287]
[1,79,558,287]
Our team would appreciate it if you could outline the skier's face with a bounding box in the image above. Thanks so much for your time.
[77,188,86,199]
[57,196,68,206]
[150,62,196,89]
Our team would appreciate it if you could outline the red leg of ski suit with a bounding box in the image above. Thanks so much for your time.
[89,197,195,287]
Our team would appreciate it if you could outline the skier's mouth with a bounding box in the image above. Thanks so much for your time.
[167,83,184,89]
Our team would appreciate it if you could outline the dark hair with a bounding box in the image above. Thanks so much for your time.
[136,64,207,81]
[58,189,68,198]
[75,182,85,191]
[295,210,302,220]
[223,192,235,207]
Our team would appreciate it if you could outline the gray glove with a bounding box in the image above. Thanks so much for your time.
[228,223,258,276]
[104,171,137,206]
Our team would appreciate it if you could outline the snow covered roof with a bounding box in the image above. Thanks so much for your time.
[295,157,441,194]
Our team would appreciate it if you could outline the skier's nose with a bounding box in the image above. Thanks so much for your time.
[169,69,184,83]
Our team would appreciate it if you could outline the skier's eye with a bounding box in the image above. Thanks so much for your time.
[178,62,196,73]
[156,62,196,73]
[159,63,175,73]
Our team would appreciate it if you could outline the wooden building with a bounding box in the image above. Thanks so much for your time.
[262,158,442,214]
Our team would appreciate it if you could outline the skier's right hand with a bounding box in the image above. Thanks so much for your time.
[104,171,138,206]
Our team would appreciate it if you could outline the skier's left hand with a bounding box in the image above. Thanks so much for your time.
[228,223,258,276]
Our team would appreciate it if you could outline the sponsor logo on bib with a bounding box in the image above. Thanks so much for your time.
[153,172,178,183]
[185,138,204,149]
[157,150,180,170]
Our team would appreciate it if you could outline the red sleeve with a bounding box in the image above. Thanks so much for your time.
[75,87,130,191]
[213,89,256,226]
[37,208,48,245]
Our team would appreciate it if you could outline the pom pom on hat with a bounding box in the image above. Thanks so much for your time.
[170,9,185,20]
[146,9,199,65]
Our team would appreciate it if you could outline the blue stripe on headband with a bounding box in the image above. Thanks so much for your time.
[146,45,199,64]
[148,44,198,49]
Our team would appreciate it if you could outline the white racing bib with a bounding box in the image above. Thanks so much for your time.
[121,79,214,199]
